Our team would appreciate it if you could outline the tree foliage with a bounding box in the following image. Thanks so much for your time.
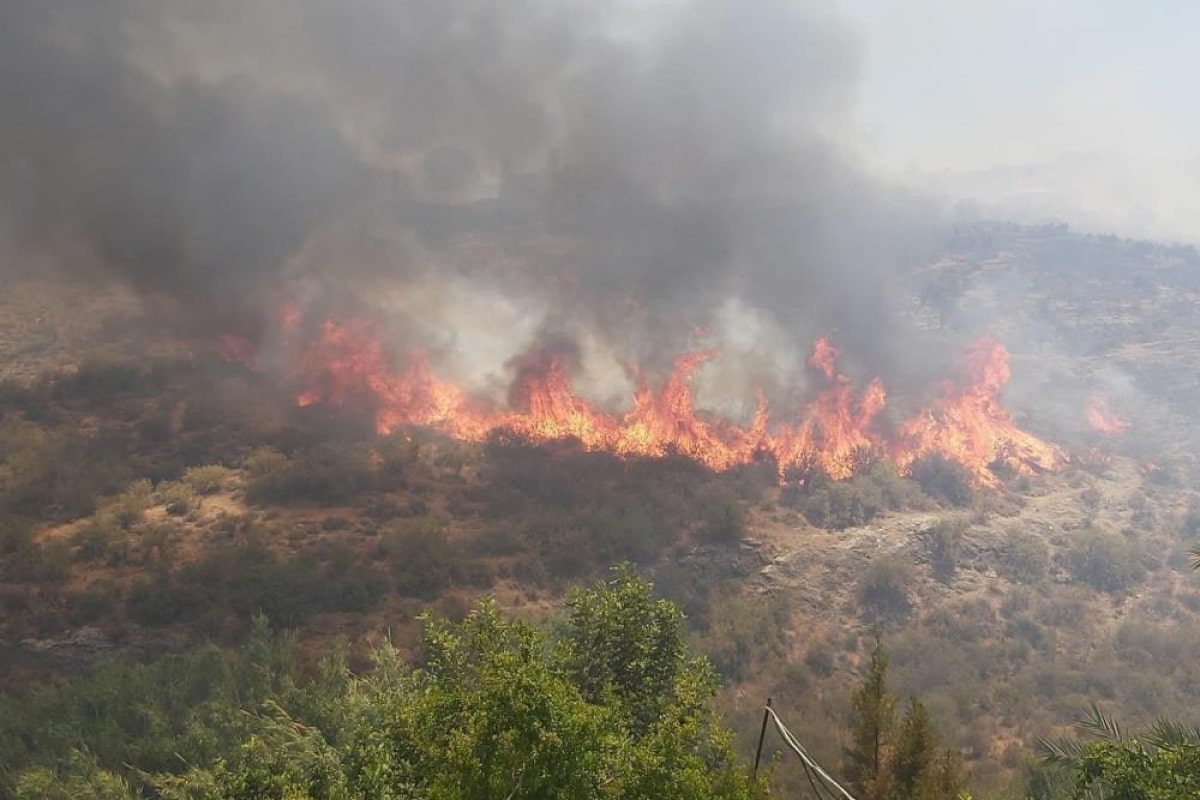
[4,569,763,800]
[843,633,895,797]
[841,636,966,800]
[1037,705,1200,800]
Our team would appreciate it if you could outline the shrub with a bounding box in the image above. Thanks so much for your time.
[50,358,151,404]
[1067,527,1145,593]
[787,478,884,530]
[70,516,127,564]
[858,556,914,620]
[383,517,462,599]
[696,590,790,683]
[2,432,128,522]
[245,444,376,506]
[111,480,153,529]
[997,526,1050,585]
[156,482,197,516]
[803,640,837,678]
[376,434,421,490]
[182,465,233,496]
[0,513,36,559]
[129,538,383,628]
[927,519,965,582]
[695,488,746,544]
[67,581,123,625]
[910,454,974,507]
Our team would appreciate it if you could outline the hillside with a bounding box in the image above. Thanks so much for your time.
[2,223,1200,798]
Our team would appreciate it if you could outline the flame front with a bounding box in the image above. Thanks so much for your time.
[275,316,1063,485]
[895,338,1061,484]
[1086,394,1130,437]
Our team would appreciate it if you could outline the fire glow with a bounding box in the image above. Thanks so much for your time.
[273,314,1063,485]
[1086,394,1130,437]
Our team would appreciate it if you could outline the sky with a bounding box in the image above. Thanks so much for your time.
[839,0,1200,243]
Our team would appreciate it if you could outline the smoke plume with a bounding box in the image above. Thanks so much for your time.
[0,0,940,408]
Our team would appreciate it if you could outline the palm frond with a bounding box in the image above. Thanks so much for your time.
[1034,736,1089,768]
[1191,545,1200,571]
[1145,717,1200,750]
[1076,703,1122,742]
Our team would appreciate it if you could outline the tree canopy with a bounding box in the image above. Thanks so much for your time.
[5,567,763,800]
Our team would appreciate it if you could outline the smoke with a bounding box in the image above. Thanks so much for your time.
[0,0,940,405]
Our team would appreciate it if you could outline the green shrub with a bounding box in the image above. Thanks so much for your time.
[927,519,965,582]
[383,517,462,599]
[1067,527,1146,593]
[997,526,1050,585]
[69,516,127,564]
[245,444,376,506]
[2,432,129,522]
[786,477,884,530]
[181,465,233,496]
[155,482,196,516]
[695,590,790,683]
[858,556,914,620]
[110,480,153,529]
[128,537,383,628]
[50,358,154,404]
[0,513,36,559]
[6,539,72,584]
[67,581,123,626]
[910,453,974,507]
[803,639,837,678]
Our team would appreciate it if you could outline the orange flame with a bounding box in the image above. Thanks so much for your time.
[1086,394,1129,437]
[278,315,1062,486]
[894,338,1061,484]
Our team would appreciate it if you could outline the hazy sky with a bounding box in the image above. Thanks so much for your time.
[840,0,1200,241]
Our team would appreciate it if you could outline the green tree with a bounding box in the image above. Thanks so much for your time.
[1073,740,1200,800]
[841,638,966,800]
[1038,705,1200,800]
[889,699,937,800]
[843,633,896,799]
[559,564,689,732]
[11,569,762,800]
[15,751,135,800]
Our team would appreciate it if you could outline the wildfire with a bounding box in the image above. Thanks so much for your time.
[265,314,1064,485]
[895,338,1061,484]
[1086,394,1130,437]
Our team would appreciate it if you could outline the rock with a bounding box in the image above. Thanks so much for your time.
[20,626,113,656]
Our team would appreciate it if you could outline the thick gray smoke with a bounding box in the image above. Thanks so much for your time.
[0,0,941,408]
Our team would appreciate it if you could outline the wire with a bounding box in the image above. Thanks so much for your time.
[765,706,860,800]
[799,758,833,800]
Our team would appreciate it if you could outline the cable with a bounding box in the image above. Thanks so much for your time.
[799,758,833,800]
[776,720,840,800]
[764,706,860,800]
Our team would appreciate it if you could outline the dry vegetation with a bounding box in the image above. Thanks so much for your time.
[3,225,1200,798]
